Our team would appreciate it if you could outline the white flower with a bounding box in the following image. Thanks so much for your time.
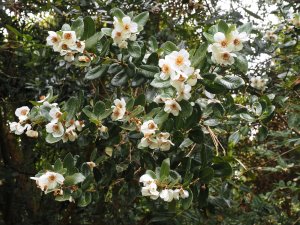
[157,132,174,151]
[250,76,268,91]
[141,182,160,200]
[87,161,96,168]
[176,84,192,101]
[264,31,278,42]
[30,171,64,192]
[15,106,30,122]
[164,99,181,116]
[78,55,91,62]
[121,16,138,34]
[61,31,76,46]
[139,174,154,186]
[46,122,64,137]
[187,69,201,86]
[159,58,175,80]
[140,120,158,136]
[139,136,159,149]
[118,40,128,49]
[112,29,130,44]
[46,31,61,50]
[111,98,126,121]
[129,33,137,41]
[99,125,108,133]
[210,45,236,66]
[42,101,58,108]
[26,130,38,138]
[49,107,62,123]
[75,120,85,131]
[72,41,85,53]
[160,189,174,202]
[168,49,191,71]
[208,32,233,52]
[9,122,31,135]
[173,188,189,199]
[229,30,248,51]
[61,50,75,62]
[153,95,167,104]
[62,127,78,142]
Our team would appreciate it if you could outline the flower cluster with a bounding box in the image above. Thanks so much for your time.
[250,76,268,91]
[112,16,138,48]
[111,98,127,121]
[139,174,189,202]
[155,49,202,116]
[138,120,174,151]
[30,171,64,193]
[264,30,278,42]
[9,97,84,143]
[208,30,248,65]
[46,30,86,62]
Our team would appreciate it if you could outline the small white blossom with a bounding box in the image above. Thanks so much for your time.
[250,76,268,91]
[160,189,174,202]
[139,174,154,186]
[139,136,159,149]
[9,122,31,135]
[30,171,64,192]
[61,31,76,47]
[168,49,191,71]
[46,122,64,137]
[159,58,175,80]
[229,30,248,51]
[176,84,192,101]
[164,99,182,116]
[15,106,30,122]
[140,120,158,136]
[210,45,236,66]
[49,107,62,123]
[141,182,160,200]
[62,127,78,142]
[26,130,39,138]
[157,132,174,151]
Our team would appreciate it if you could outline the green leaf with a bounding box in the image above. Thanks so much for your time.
[138,65,160,78]
[85,64,109,80]
[212,162,232,177]
[71,17,84,38]
[218,20,229,33]
[64,173,85,186]
[133,11,149,27]
[154,110,169,125]
[63,153,75,172]
[238,22,253,34]
[85,32,104,50]
[203,32,214,42]
[179,100,193,119]
[243,8,263,20]
[148,36,158,51]
[94,101,106,117]
[134,94,146,106]
[150,78,171,88]
[46,134,62,143]
[191,43,208,68]
[161,41,178,54]
[111,72,129,86]
[215,75,245,89]
[203,119,220,126]
[198,167,214,183]
[110,8,125,20]
[65,97,78,121]
[128,41,141,58]
[235,54,248,74]
[61,24,71,31]
[54,158,63,172]
[82,17,95,40]
[101,28,112,36]
[228,131,240,145]
[146,170,157,179]
[78,192,92,207]
[188,127,204,144]
[160,158,170,181]
[240,113,256,122]
[182,189,193,209]
[82,107,98,121]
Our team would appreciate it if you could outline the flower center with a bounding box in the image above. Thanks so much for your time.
[64,33,72,40]
[148,123,155,129]
[53,124,59,131]
[21,109,28,116]
[114,110,120,117]
[62,44,68,50]
[124,24,130,30]
[175,55,184,66]
[178,74,186,81]
[39,95,46,100]
[171,103,177,110]
[52,36,58,43]
[48,174,56,182]
[162,64,170,73]
[55,112,62,119]
[221,40,228,47]
[222,53,230,61]
[116,32,122,37]
[76,41,82,48]
[233,38,240,46]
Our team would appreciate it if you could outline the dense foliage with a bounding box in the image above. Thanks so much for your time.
[0,1,299,225]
